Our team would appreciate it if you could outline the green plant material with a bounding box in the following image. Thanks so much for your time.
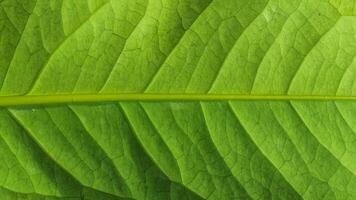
[1,0,356,199]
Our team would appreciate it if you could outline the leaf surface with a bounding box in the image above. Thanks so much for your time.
[1,0,356,199]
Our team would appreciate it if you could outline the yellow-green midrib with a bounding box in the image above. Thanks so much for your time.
[1,94,356,106]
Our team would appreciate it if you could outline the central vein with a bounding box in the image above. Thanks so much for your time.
[0,94,355,106]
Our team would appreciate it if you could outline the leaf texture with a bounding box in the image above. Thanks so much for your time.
[1,0,356,199]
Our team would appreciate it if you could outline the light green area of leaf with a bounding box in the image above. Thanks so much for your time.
[1,0,356,199]
[1,0,355,95]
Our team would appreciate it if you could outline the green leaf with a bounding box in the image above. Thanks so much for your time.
[1,0,356,199]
